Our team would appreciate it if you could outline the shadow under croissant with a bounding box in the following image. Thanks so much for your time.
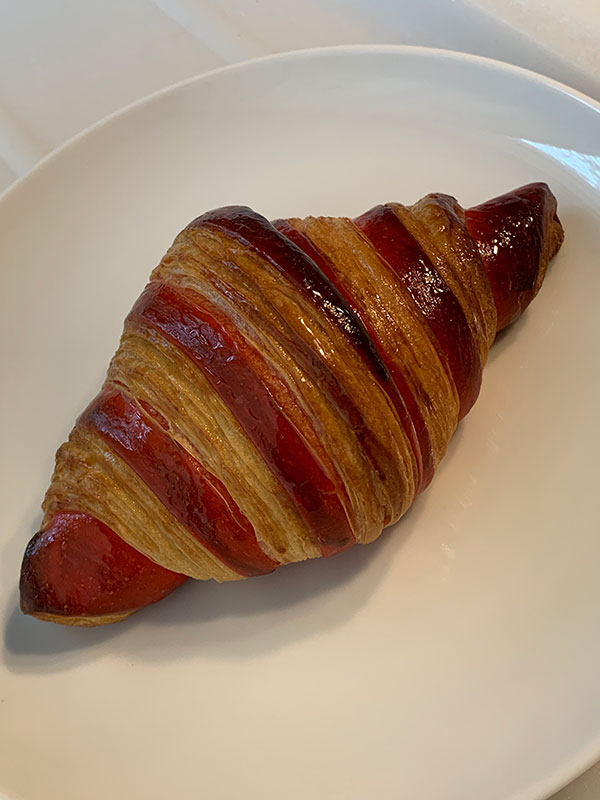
[3,500,426,673]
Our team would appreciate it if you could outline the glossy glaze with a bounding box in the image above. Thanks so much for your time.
[355,205,482,419]
[274,218,433,492]
[129,282,355,556]
[20,512,186,619]
[465,182,560,331]
[189,206,388,382]
[81,386,279,576]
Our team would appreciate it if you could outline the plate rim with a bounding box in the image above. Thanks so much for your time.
[2,43,600,800]
[1,43,600,213]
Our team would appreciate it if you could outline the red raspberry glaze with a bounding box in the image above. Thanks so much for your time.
[81,387,280,576]
[355,205,482,420]
[20,512,186,620]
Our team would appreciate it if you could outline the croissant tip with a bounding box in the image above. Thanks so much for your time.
[19,513,187,627]
[20,567,137,627]
[20,554,137,627]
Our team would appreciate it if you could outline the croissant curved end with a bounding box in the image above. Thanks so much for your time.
[465,182,564,331]
[20,512,186,625]
[19,183,565,626]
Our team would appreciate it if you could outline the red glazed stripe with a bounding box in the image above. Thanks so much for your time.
[355,205,482,419]
[188,206,389,382]
[129,282,355,557]
[81,386,279,576]
[273,218,433,493]
[465,182,551,331]
[20,512,187,618]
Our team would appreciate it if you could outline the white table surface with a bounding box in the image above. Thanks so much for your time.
[1,2,598,798]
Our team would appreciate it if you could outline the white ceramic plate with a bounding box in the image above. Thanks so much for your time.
[1,46,600,800]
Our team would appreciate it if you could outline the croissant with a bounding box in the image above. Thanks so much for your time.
[19,182,564,626]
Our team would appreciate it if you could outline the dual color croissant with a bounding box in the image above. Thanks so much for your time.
[20,183,564,626]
